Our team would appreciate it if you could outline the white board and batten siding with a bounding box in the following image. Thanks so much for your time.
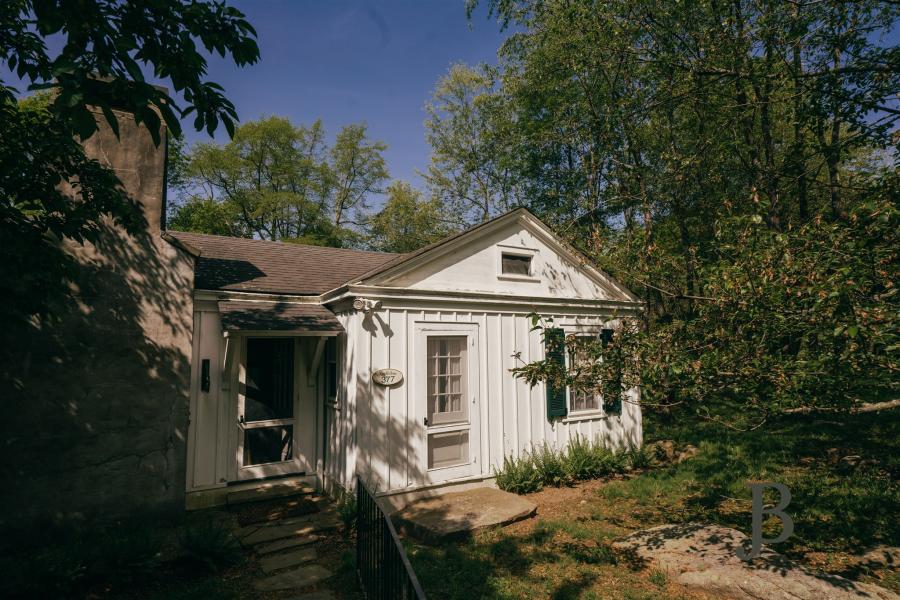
[326,212,643,496]
[332,304,642,496]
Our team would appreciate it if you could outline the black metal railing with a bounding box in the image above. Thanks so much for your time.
[356,476,427,600]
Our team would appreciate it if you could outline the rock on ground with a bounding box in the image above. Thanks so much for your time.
[393,487,537,544]
[612,523,899,600]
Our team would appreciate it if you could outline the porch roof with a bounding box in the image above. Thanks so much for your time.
[217,300,343,333]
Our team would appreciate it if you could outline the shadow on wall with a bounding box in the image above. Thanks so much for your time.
[354,368,426,497]
[0,219,194,535]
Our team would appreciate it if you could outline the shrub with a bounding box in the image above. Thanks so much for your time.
[494,453,543,494]
[532,442,571,487]
[627,445,653,470]
[592,445,627,476]
[337,491,358,533]
[564,435,599,480]
[649,568,669,587]
[179,518,242,572]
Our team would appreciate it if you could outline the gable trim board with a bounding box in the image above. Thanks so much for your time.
[180,208,643,503]
[339,208,638,303]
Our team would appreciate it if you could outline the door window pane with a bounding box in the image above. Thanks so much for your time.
[246,338,294,422]
[428,431,469,469]
[427,336,466,423]
[243,426,293,465]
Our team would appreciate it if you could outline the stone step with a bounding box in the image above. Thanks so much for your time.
[241,514,341,546]
[226,480,315,506]
[253,564,333,591]
[287,592,336,600]
[236,510,337,540]
[260,546,318,574]
[255,534,322,555]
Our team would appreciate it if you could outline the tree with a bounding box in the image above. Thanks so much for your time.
[463,0,899,424]
[368,181,453,252]
[1,0,258,327]
[170,117,390,247]
[424,63,519,225]
[327,123,390,236]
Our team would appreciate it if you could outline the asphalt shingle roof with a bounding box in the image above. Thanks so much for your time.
[217,300,343,332]
[166,231,404,295]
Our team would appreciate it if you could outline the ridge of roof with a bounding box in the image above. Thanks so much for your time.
[166,230,401,258]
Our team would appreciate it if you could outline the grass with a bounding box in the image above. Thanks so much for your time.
[409,408,899,599]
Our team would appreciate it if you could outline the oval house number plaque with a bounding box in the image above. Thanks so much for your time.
[373,368,403,386]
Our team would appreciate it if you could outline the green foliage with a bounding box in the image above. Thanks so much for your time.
[562,435,598,481]
[458,0,898,427]
[626,445,653,470]
[369,180,454,252]
[1,0,258,141]
[336,491,358,532]
[648,569,669,588]
[424,63,517,225]
[532,442,570,487]
[495,438,636,493]
[169,116,390,248]
[494,453,542,494]
[1,0,256,340]
[1,95,141,330]
[179,518,242,572]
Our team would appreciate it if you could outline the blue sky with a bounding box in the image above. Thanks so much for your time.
[187,1,508,190]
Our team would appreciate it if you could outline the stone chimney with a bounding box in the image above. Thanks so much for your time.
[79,104,168,234]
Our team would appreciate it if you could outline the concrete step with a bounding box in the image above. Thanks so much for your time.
[253,564,333,591]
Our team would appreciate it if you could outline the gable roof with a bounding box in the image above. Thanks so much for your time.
[348,208,639,302]
[165,231,403,296]
[166,208,638,303]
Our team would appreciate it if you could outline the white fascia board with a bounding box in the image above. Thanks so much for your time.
[193,289,324,304]
[326,284,644,314]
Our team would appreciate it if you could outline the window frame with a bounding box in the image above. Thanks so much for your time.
[565,332,604,417]
[496,244,540,282]
[426,335,469,427]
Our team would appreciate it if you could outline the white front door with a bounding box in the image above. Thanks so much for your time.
[414,323,481,484]
[235,336,307,480]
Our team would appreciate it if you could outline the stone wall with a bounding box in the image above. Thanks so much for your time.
[0,107,195,529]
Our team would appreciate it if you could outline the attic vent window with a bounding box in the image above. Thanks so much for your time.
[501,253,532,276]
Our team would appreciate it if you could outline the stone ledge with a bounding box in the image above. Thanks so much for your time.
[393,487,537,544]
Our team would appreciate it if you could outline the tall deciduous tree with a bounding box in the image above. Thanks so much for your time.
[424,63,519,225]
[170,117,390,247]
[461,0,899,423]
[369,181,453,252]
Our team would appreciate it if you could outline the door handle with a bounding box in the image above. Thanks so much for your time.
[423,416,429,426]
[239,414,245,425]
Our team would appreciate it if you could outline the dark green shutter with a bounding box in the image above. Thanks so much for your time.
[600,328,621,415]
[601,328,614,347]
[545,327,568,421]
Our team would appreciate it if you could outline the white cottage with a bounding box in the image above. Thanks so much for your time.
[168,208,643,508]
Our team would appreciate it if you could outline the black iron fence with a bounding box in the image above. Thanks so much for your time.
[356,476,427,600]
